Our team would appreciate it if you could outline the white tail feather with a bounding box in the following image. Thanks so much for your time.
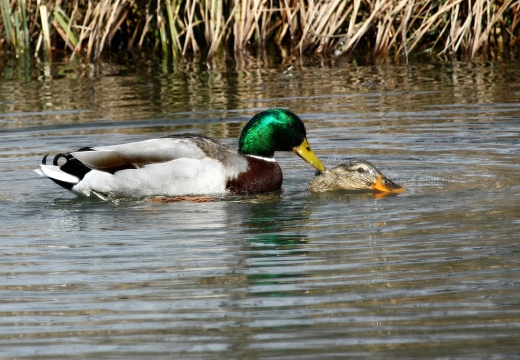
[38,165,80,184]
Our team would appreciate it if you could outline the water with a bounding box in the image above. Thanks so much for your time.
[1,58,520,358]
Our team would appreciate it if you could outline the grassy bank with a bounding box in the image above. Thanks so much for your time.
[1,0,519,62]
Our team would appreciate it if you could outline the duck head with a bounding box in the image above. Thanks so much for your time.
[308,159,404,193]
[238,108,325,171]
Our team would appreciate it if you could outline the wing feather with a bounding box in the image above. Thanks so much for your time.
[71,136,226,173]
[71,150,135,172]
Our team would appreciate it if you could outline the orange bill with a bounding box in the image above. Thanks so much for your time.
[373,174,405,194]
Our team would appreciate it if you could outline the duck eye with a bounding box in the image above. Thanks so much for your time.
[357,167,365,173]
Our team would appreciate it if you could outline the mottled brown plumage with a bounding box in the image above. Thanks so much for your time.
[308,159,404,193]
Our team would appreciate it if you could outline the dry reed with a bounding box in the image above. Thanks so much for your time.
[1,0,519,62]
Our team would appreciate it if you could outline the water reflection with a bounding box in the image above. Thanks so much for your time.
[239,199,313,281]
[1,58,520,358]
[2,60,520,129]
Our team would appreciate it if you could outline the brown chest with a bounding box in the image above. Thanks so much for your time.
[226,156,283,194]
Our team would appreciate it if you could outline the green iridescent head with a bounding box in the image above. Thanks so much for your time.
[238,108,325,171]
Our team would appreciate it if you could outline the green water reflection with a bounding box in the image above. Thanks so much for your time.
[1,58,520,358]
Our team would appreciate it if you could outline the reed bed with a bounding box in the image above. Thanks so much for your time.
[1,0,519,62]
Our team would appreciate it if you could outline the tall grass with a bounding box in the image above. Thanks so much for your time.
[1,0,519,62]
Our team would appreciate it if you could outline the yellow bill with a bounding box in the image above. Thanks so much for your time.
[373,174,405,194]
[293,138,325,171]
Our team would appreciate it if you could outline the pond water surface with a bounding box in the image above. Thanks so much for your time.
[1,57,520,358]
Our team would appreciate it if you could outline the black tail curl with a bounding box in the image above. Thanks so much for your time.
[41,153,73,166]
[40,152,92,190]
[53,153,72,166]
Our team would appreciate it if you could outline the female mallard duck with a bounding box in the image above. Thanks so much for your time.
[308,159,404,193]
[36,108,325,199]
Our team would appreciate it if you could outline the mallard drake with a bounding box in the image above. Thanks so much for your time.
[308,159,404,193]
[35,108,325,200]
